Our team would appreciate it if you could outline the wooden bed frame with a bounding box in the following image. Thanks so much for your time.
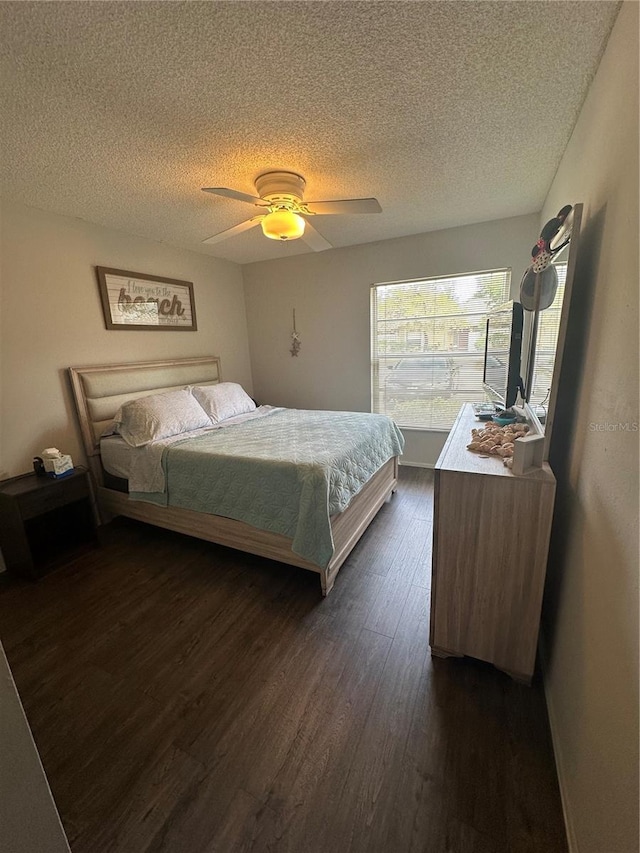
[69,356,399,595]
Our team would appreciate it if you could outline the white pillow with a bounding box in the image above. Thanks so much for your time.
[114,389,212,447]
[191,382,256,424]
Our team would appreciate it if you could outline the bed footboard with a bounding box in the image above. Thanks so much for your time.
[97,456,398,595]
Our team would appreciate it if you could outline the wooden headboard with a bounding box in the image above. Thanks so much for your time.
[69,356,221,479]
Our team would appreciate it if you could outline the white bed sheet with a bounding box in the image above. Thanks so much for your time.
[100,435,134,479]
[100,406,281,489]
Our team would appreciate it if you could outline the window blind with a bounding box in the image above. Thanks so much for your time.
[371,269,511,430]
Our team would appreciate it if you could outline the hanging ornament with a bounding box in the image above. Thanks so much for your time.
[290,309,301,357]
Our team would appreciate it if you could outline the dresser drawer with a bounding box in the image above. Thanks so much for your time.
[17,475,90,520]
[0,469,97,579]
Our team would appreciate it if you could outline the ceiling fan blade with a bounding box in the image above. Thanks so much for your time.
[202,215,265,245]
[301,220,333,252]
[202,187,267,206]
[304,198,382,216]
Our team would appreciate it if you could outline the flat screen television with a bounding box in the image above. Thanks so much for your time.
[483,301,525,408]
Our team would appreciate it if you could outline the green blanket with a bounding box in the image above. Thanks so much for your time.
[131,408,404,567]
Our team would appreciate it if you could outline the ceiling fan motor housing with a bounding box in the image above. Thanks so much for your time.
[255,171,306,207]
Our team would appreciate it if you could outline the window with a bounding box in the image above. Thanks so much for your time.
[371,269,511,430]
[527,262,567,407]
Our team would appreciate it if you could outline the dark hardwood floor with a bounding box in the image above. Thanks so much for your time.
[0,467,567,853]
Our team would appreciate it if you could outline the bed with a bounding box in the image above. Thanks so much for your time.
[69,356,402,595]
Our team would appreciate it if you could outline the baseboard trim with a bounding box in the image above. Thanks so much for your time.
[539,633,578,853]
[398,461,435,469]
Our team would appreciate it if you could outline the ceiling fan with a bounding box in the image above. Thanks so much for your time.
[201,171,382,251]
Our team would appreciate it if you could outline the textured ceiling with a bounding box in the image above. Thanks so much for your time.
[0,1,619,265]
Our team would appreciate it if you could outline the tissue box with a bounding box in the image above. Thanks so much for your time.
[43,455,74,477]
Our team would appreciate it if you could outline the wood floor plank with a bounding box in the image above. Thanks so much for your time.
[73,742,206,853]
[395,465,434,522]
[261,628,392,851]
[409,533,433,589]
[363,573,412,638]
[384,515,432,586]
[180,615,339,780]
[0,467,567,853]
[202,788,280,853]
[31,668,189,849]
[327,587,431,851]
[345,498,412,579]
[142,761,242,853]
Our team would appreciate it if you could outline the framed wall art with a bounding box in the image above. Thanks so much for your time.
[96,267,197,331]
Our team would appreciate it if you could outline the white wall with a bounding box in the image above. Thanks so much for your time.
[0,200,252,477]
[0,642,71,853]
[242,213,538,466]
[540,4,639,852]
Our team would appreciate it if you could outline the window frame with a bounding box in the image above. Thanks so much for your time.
[370,267,512,432]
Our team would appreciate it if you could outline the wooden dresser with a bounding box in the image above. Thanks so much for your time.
[430,405,556,684]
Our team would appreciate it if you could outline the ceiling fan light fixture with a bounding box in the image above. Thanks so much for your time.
[261,209,306,241]
[202,170,380,250]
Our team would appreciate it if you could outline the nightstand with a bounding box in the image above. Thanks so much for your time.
[0,468,98,579]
